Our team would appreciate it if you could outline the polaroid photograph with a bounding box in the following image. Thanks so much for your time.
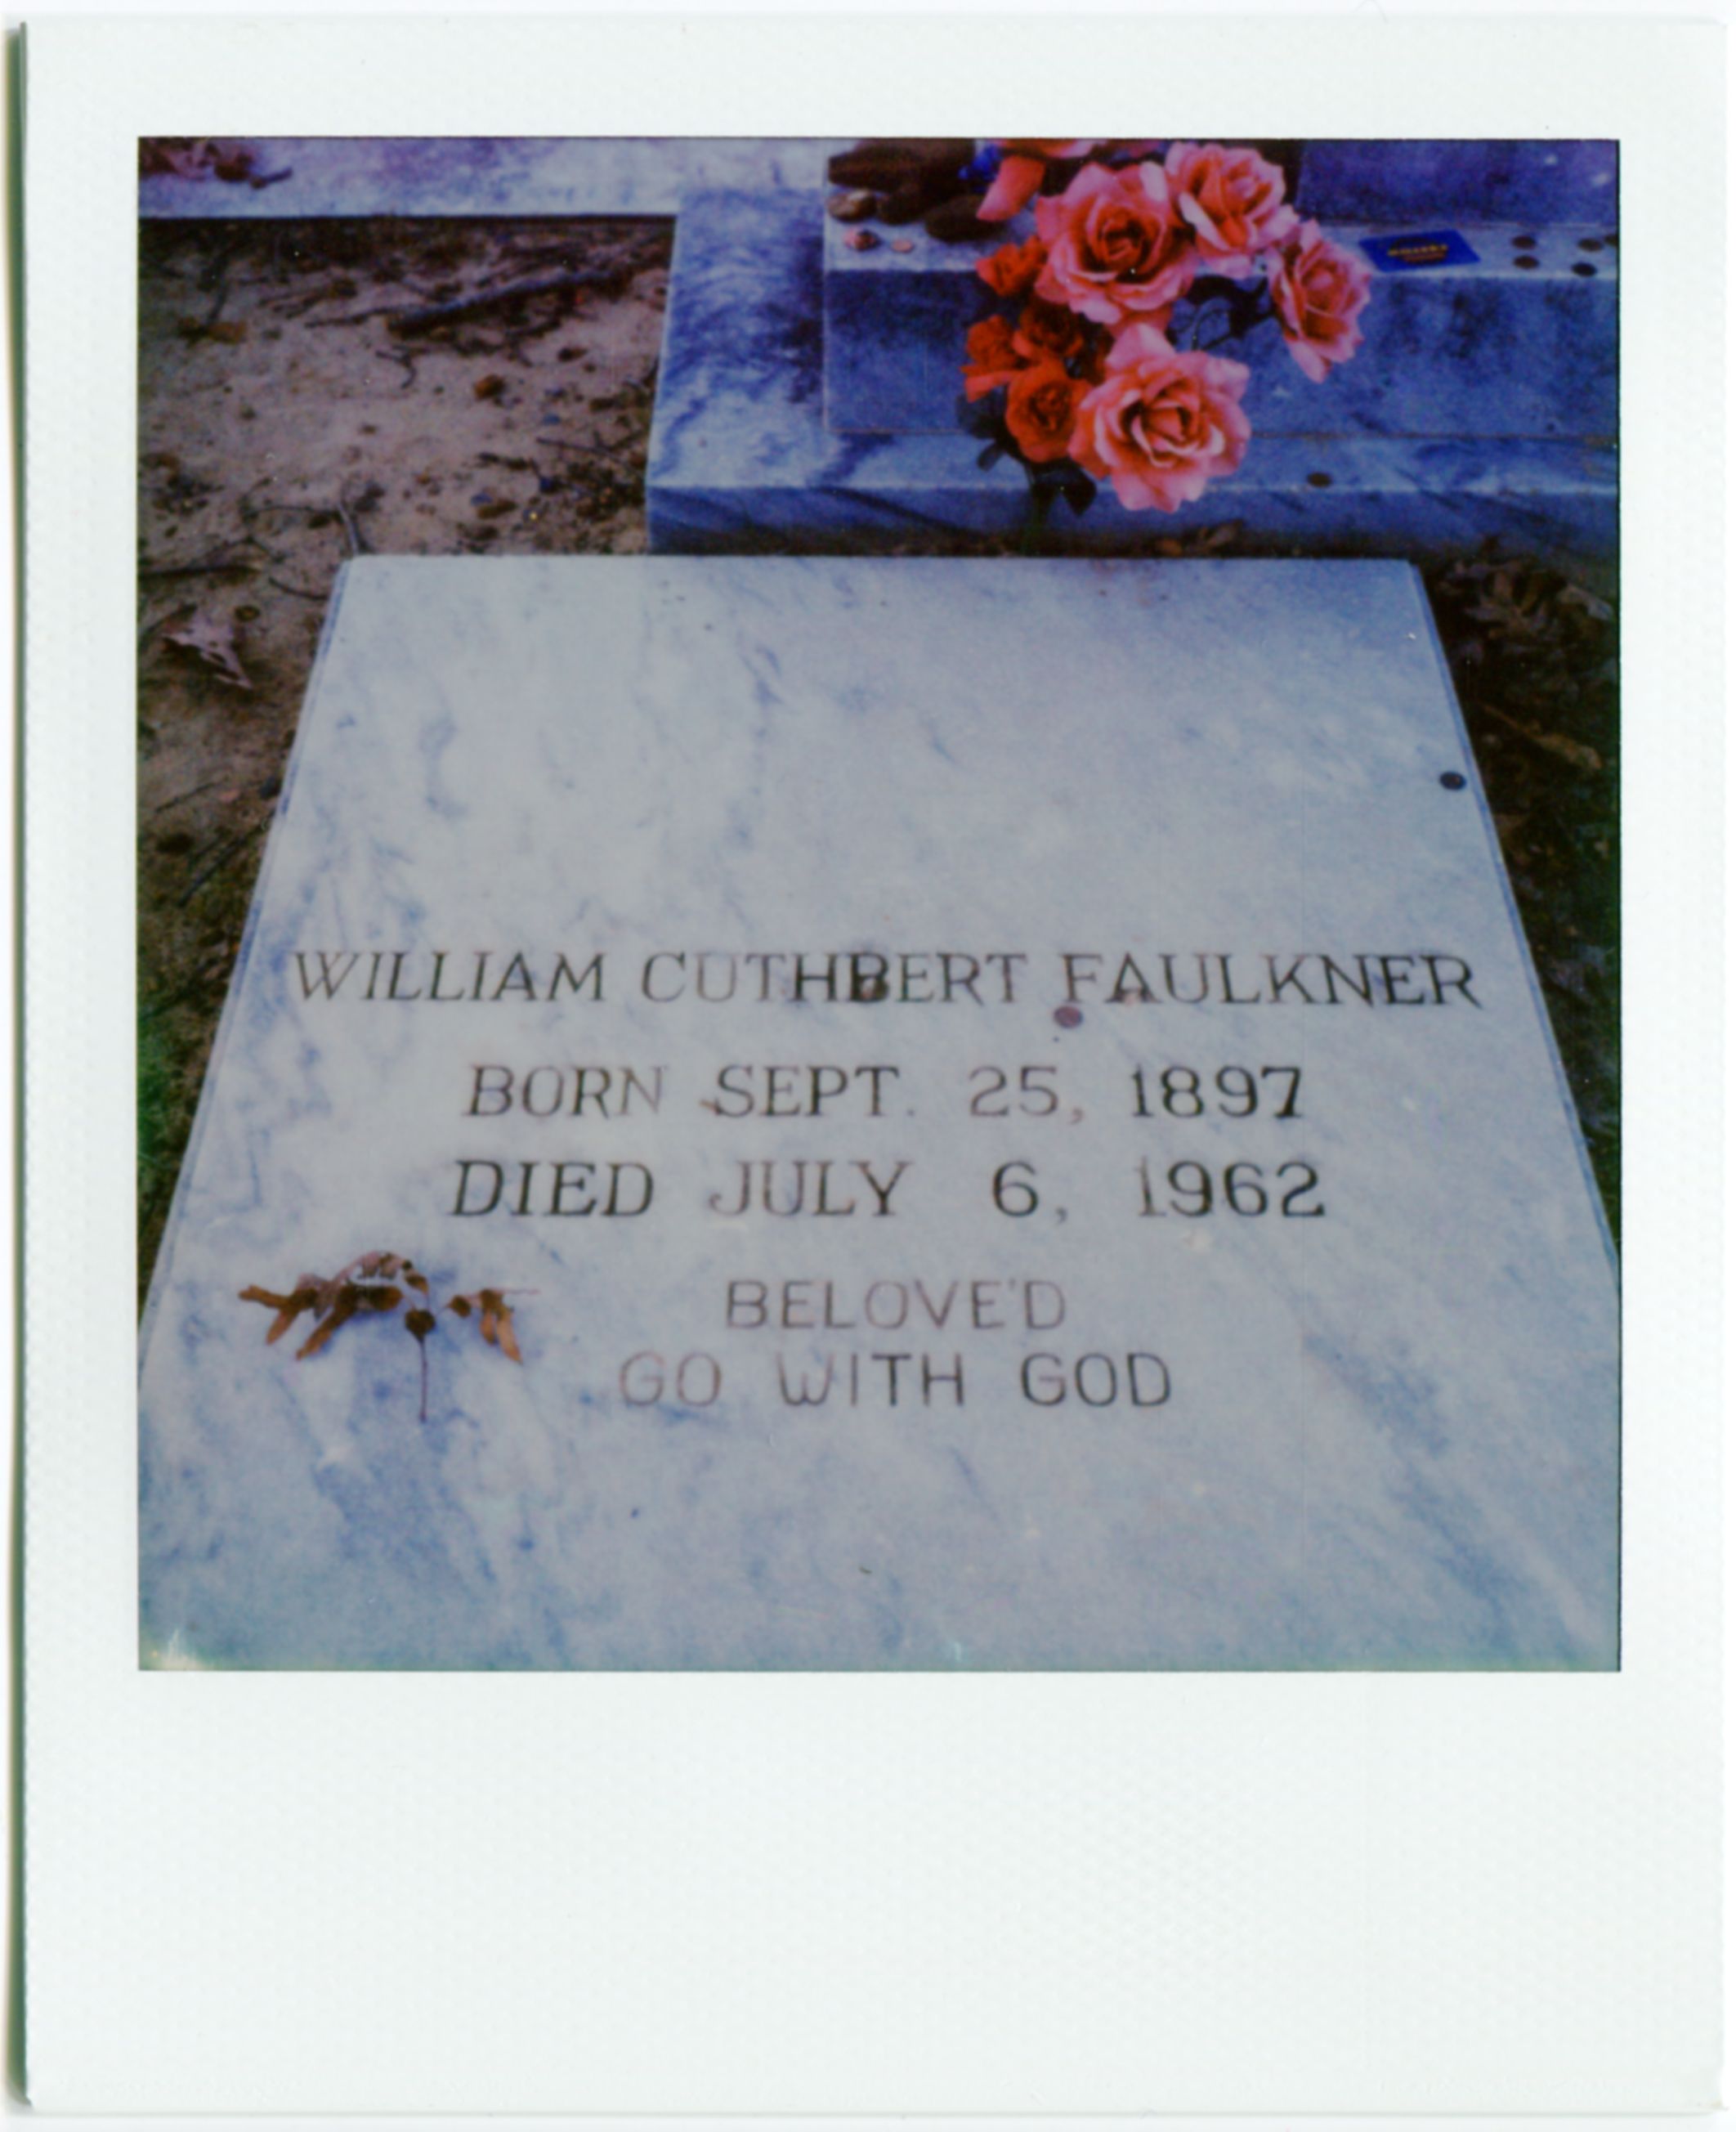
[20,11,1723,2117]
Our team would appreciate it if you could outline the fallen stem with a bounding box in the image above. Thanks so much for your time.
[384,261,639,337]
[177,820,266,907]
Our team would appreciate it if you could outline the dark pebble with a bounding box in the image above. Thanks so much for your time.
[879,181,930,225]
[1306,471,1333,488]
[1514,255,1539,270]
[1578,236,1604,251]
[924,192,991,243]
[1571,262,1597,276]
[1512,232,1537,246]
[827,138,973,191]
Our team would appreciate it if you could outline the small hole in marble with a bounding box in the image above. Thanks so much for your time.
[1306,471,1333,489]
[1512,232,1537,246]
[1439,771,1467,791]
[1513,255,1539,271]
[1054,1005,1083,1029]
[1571,262,1597,277]
[1578,236,1604,251]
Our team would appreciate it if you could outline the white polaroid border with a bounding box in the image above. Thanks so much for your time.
[20,12,1725,2116]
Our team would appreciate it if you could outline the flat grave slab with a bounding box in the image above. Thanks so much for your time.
[139,555,1617,1671]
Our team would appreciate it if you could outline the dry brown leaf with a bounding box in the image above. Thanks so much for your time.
[1557,584,1614,623]
[1532,731,1603,773]
[297,1288,360,1359]
[164,612,252,689]
[239,1283,320,1345]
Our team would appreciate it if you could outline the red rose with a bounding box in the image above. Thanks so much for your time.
[1012,297,1091,367]
[977,236,1049,298]
[961,315,1023,400]
[1004,359,1090,464]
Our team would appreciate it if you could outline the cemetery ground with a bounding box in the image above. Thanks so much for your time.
[136,216,1620,1306]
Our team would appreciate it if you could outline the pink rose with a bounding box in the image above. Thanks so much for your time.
[978,140,1102,221]
[1033,162,1197,327]
[1163,141,1296,275]
[1069,322,1251,512]
[1268,221,1372,382]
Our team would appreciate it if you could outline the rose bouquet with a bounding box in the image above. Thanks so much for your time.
[961,141,1372,541]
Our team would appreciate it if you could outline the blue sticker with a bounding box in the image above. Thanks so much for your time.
[1358,229,1480,272]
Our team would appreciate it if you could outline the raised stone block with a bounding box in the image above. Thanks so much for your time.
[1295,138,1617,224]
[139,553,1617,1670]
[823,207,1616,441]
[650,191,1616,567]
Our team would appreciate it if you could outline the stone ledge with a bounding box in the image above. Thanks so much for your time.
[823,208,1617,441]
[649,190,1615,573]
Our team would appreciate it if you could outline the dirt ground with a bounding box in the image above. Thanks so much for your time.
[137,215,1619,1304]
[137,216,673,1297]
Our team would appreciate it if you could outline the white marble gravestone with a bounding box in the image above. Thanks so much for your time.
[139,557,1617,1670]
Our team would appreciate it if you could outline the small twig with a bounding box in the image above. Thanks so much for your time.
[532,434,638,470]
[385,262,633,338]
[334,488,366,557]
[150,775,224,815]
[138,552,257,580]
[376,345,420,390]
[177,820,266,907]
[1472,697,1595,764]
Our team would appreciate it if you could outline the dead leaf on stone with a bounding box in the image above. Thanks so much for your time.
[164,612,252,689]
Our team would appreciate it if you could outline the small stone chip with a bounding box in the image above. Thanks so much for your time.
[472,374,507,401]
[826,188,879,223]
[889,239,915,254]
[843,228,881,252]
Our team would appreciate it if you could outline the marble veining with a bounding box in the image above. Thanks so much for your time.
[1294,139,1617,223]
[141,136,847,220]
[648,192,1615,567]
[823,212,1617,441]
[140,556,1617,1670]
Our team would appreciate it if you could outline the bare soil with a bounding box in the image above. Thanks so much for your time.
[137,216,672,1299]
[138,216,1618,1306]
